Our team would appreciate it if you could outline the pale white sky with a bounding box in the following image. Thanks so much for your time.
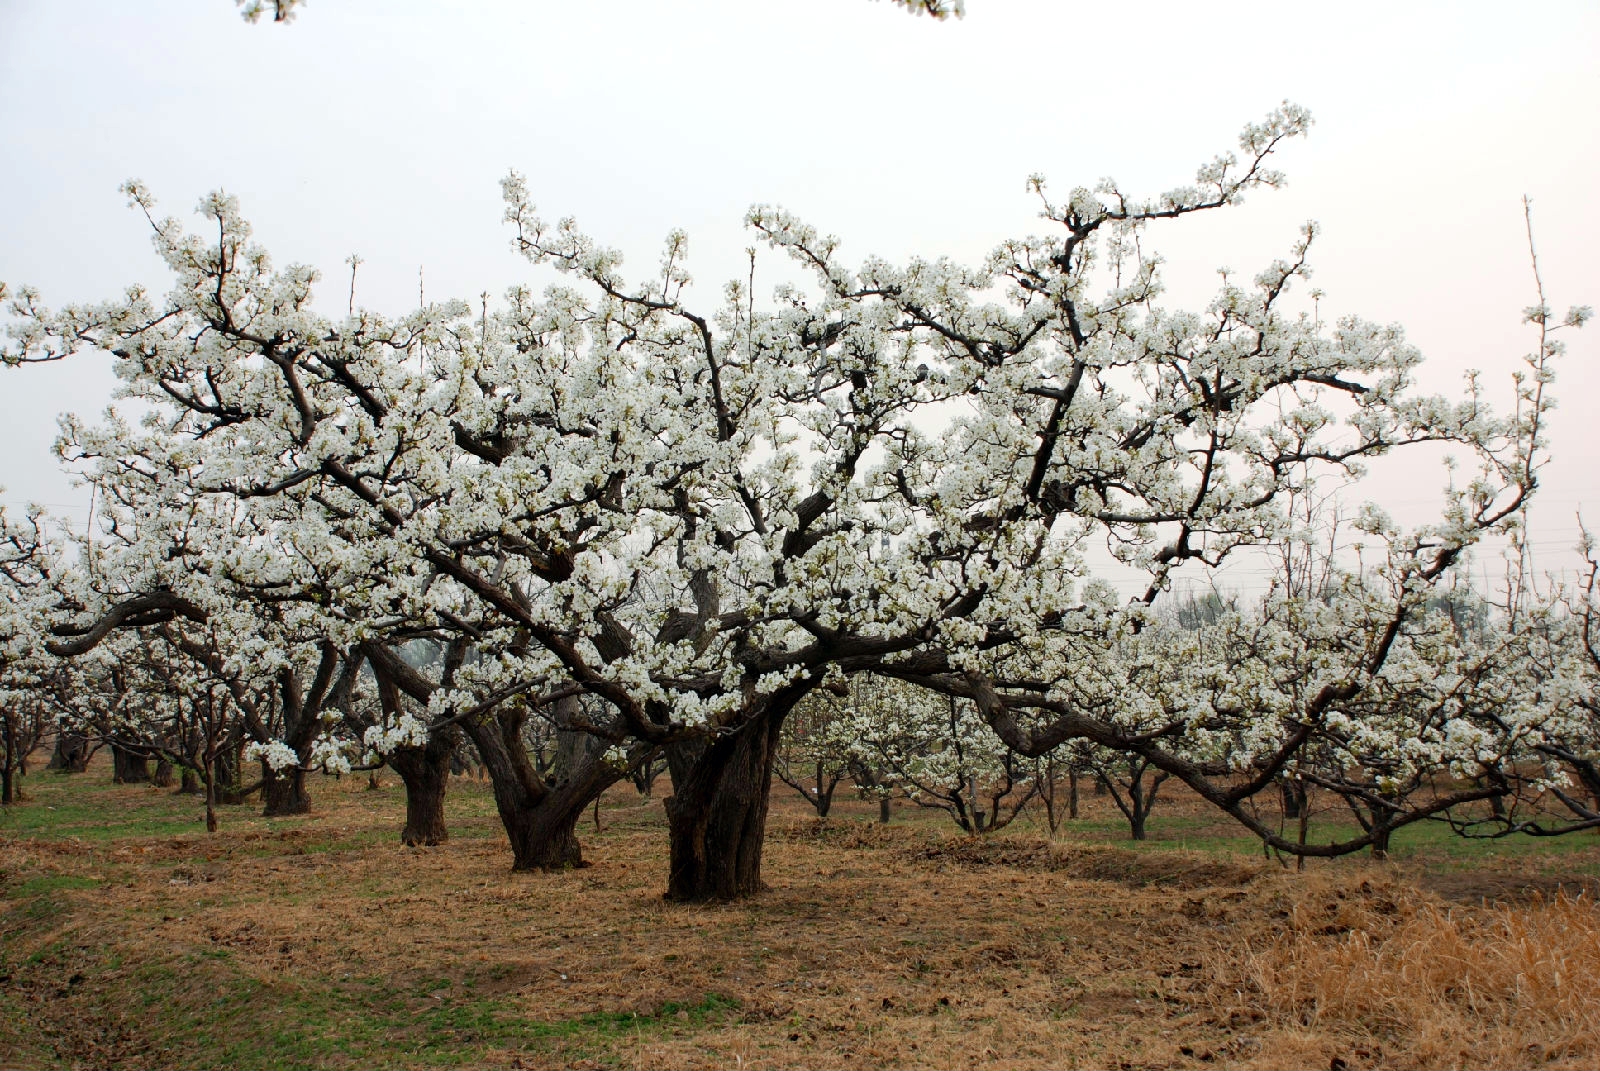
[1,0,1595,595]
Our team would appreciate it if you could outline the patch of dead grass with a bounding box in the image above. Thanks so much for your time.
[1205,873,1600,1070]
[4,762,1600,1069]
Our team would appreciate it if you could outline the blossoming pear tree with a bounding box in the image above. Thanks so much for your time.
[0,500,63,804]
[5,103,1581,898]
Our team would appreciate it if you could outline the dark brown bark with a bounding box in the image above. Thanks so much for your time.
[261,764,311,816]
[878,796,892,824]
[387,731,457,846]
[2,717,16,804]
[501,777,594,869]
[178,766,201,794]
[48,732,91,773]
[631,754,663,797]
[215,740,250,804]
[664,689,805,902]
[1279,776,1307,819]
[813,760,842,818]
[202,755,219,833]
[1100,760,1167,842]
[460,706,623,871]
[112,745,150,784]
[152,759,175,788]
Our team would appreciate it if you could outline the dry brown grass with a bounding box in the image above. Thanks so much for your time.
[1209,874,1600,1069]
[3,762,1600,1069]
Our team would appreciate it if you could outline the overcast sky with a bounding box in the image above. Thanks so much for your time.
[1,0,1595,594]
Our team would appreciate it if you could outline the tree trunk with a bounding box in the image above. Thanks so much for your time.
[664,736,708,797]
[1068,768,1080,820]
[112,745,150,784]
[501,780,593,869]
[664,690,802,902]
[1,718,15,803]
[202,755,219,833]
[812,762,835,818]
[261,764,311,816]
[388,736,454,846]
[178,766,201,794]
[48,732,91,773]
[1280,777,1307,819]
[632,755,662,798]
[1129,807,1147,841]
[878,796,892,824]
[215,741,250,804]
[459,706,622,871]
[152,759,175,788]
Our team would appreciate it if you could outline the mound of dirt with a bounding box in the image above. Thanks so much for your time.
[1417,869,1600,905]
[766,818,936,850]
[908,836,1265,889]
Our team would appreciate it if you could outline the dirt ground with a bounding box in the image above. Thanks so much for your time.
[2,762,1598,1070]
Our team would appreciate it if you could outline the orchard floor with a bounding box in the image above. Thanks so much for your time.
[3,762,1599,1070]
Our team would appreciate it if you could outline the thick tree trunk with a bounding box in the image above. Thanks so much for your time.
[152,759,174,788]
[261,765,311,816]
[664,690,803,902]
[48,732,91,773]
[459,705,622,871]
[878,796,892,824]
[1,719,15,803]
[388,734,455,846]
[178,766,201,794]
[112,745,150,784]
[664,736,708,796]
[501,780,593,869]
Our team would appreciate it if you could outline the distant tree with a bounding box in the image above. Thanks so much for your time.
[0,502,59,805]
[846,678,1036,834]
[775,691,856,819]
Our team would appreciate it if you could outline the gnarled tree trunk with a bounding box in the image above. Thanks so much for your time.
[460,703,623,871]
[387,728,459,846]
[48,732,91,773]
[112,745,150,784]
[664,688,805,902]
[261,764,310,816]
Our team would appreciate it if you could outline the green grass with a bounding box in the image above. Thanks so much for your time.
[123,967,740,1070]
[0,766,506,847]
